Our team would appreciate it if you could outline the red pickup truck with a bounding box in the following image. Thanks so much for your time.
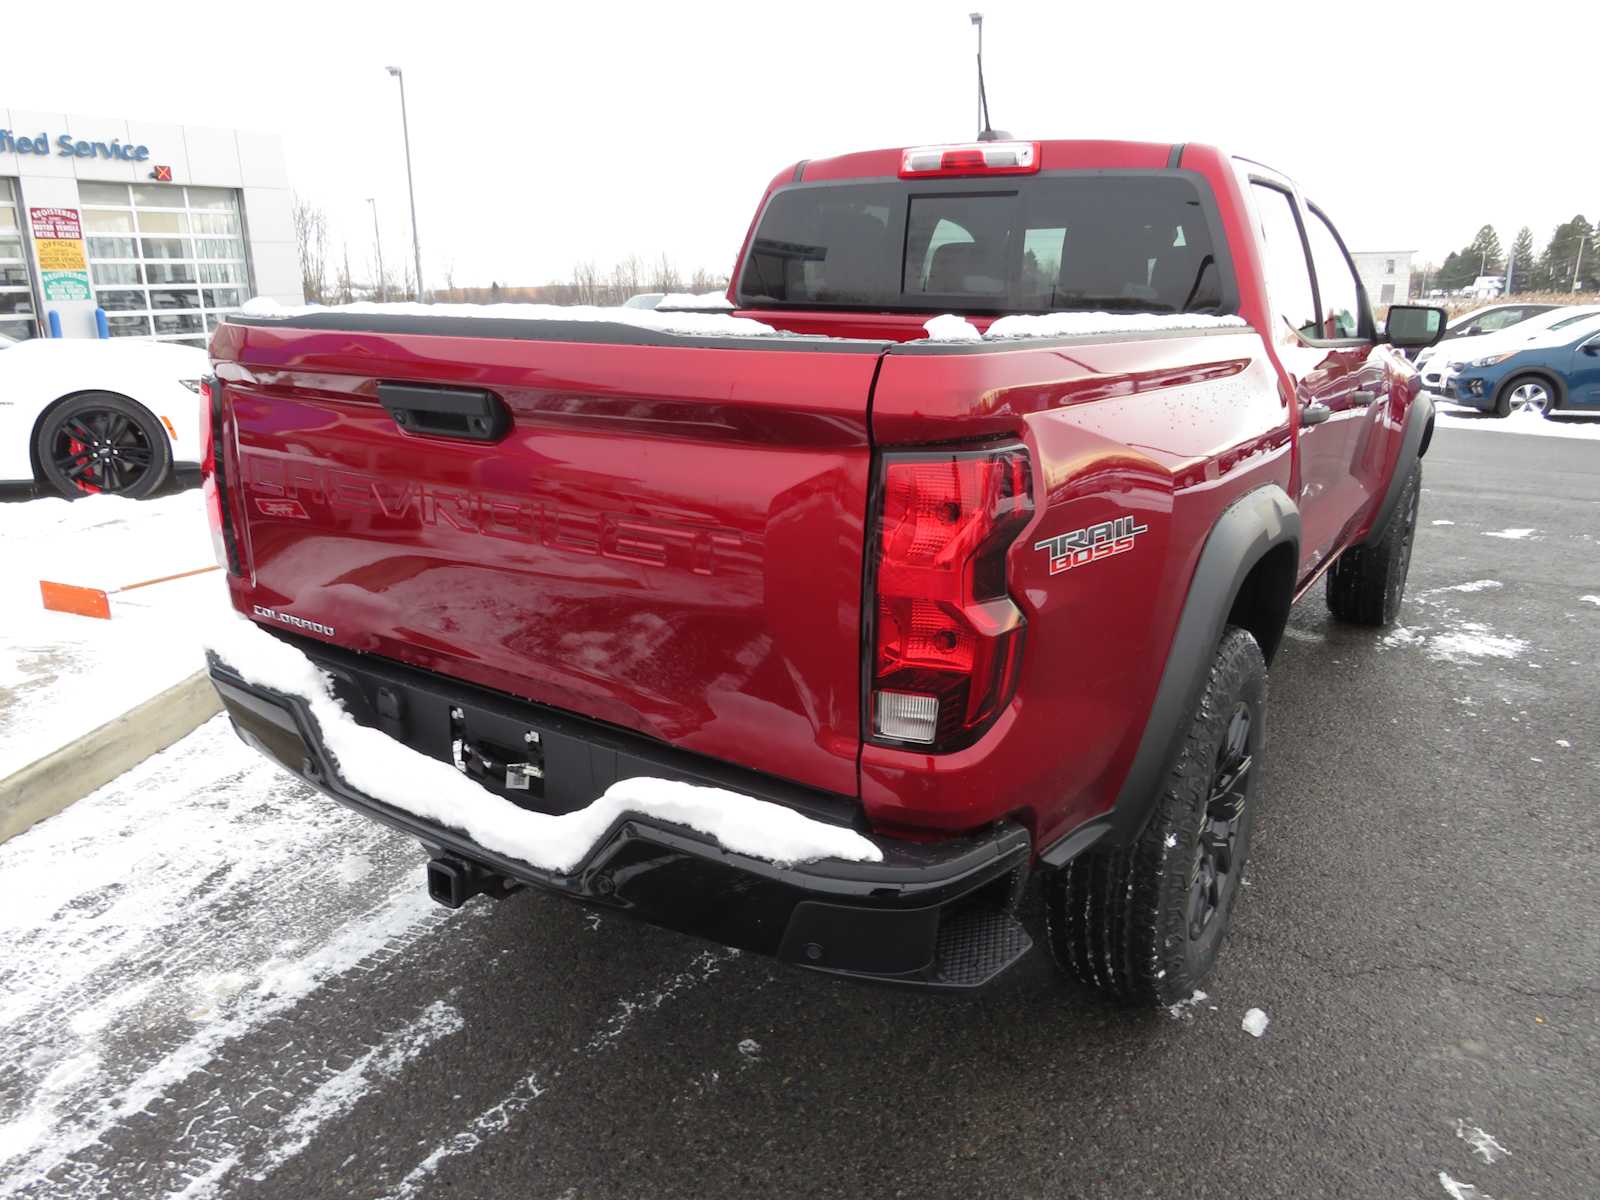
[203,138,1445,1004]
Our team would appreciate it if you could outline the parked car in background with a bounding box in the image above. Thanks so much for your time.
[1411,301,1561,365]
[1442,312,1600,416]
[1418,304,1600,389]
[0,338,207,498]
[622,292,665,310]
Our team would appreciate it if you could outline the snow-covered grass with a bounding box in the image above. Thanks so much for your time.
[202,613,881,873]
[0,490,218,778]
[1435,400,1600,440]
[238,296,775,338]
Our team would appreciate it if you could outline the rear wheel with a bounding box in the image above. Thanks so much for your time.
[34,393,172,500]
[1043,626,1266,1007]
[1326,457,1420,627]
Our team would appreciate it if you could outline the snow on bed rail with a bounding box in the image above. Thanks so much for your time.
[985,311,1249,339]
[921,310,1248,342]
[656,291,735,311]
[201,615,882,872]
[236,296,776,338]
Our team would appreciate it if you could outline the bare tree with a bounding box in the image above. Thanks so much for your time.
[568,260,599,305]
[688,267,728,294]
[336,244,354,305]
[608,254,646,305]
[649,252,683,294]
[291,193,328,304]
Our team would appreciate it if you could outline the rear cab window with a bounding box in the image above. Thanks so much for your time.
[737,173,1234,316]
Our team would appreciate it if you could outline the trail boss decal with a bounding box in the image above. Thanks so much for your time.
[1036,515,1149,575]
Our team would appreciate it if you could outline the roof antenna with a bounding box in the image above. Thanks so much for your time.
[969,12,1011,142]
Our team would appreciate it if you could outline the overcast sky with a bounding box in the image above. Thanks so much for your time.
[7,0,1589,289]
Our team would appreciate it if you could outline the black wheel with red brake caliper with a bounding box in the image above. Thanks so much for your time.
[34,392,172,500]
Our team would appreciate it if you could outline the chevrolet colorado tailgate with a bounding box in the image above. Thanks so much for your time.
[209,316,886,797]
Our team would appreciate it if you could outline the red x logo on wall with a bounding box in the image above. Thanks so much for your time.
[151,165,173,182]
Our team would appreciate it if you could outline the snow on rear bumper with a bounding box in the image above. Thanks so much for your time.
[206,639,1033,991]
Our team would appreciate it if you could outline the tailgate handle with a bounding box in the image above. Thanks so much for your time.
[378,383,509,442]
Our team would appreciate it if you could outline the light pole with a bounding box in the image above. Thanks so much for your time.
[366,197,386,303]
[1573,230,1589,293]
[386,65,425,302]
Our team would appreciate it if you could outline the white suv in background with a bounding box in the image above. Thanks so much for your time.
[1418,305,1600,391]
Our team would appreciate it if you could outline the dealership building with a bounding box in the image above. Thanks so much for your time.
[1,108,302,346]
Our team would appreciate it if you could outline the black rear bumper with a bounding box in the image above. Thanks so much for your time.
[207,633,1033,991]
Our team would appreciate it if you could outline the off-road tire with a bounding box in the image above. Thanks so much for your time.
[1043,626,1266,1007]
[1325,457,1421,627]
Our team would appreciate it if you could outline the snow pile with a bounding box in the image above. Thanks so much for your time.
[1430,580,1502,594]
[922,314,982,341]
[1454,1121,1508,1165]
[656,291,735,311]
[1436,403,1600,441]
[1426,624,1527,664]
[0,491,219,776]
[201,614,882,872]
[1166,989,1208,1020]
[1482,528,1534,540]
[236,296,777,339]
[983,311,1248,339]
[1241,1008,1270,1037]
[1579,595,1600,607]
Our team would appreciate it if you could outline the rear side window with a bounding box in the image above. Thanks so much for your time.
[737,173,1229,315]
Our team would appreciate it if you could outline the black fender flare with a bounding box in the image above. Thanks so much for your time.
[1355,392,1433,548]
[1040,484,1300,867]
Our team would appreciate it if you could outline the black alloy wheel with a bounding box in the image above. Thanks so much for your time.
[35,393,172,500]
[1188,702,1253,945]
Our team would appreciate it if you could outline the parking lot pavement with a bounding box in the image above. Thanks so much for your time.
[1,425,1596,1200]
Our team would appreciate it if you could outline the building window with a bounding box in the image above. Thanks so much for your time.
[1380,283,1396,305]
[0,179,38,342]
[1385,258,1396,274]
[80,182,251,347]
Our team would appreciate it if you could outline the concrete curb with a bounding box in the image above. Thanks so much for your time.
[0,671,222,845]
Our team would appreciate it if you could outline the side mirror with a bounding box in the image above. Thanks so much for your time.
[1384,305,1448,350]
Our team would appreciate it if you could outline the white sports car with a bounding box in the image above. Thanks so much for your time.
[0,335,207,499]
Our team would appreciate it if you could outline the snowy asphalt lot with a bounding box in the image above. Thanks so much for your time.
[2,423,1597,1199]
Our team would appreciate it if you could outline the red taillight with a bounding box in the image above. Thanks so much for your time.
[198,376,240,574]
[869,445,1033,750]
[899,141,1040,178]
